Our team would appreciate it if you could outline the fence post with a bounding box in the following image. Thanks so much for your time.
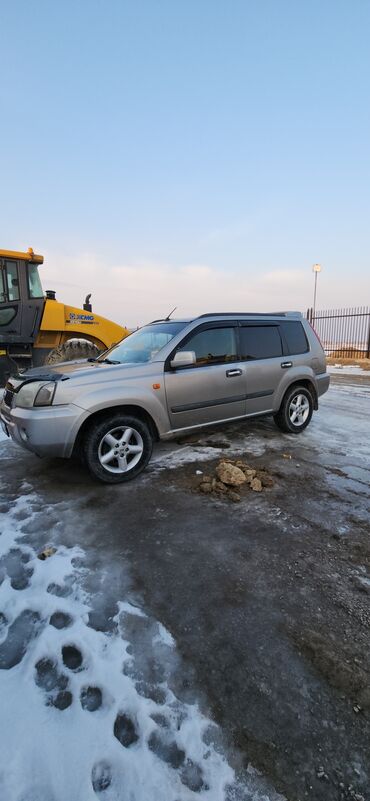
[367,316,370,359]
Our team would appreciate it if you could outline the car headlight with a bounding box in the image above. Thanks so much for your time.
[15,381,56,408]
[34,382,56,406]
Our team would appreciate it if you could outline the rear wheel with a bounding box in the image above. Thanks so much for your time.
[83,414,153,483]
[45,339,100,365]
[273,385,313,434]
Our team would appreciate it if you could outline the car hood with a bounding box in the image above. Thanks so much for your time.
[8,359,154,388]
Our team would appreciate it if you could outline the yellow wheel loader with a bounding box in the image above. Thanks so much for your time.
[0,248,130,385]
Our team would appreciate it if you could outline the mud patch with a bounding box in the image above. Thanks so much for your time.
[290,627,369,704]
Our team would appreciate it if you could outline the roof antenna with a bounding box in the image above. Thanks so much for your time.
[165,306,177,320]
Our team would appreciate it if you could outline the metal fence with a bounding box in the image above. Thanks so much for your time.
[306,306,370,358]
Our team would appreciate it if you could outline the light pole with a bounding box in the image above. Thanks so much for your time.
[312,263,322,318]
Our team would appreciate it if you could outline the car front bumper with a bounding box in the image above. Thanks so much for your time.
[0,401,86,458]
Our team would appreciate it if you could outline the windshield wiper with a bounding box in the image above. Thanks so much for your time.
[88,358,120,364]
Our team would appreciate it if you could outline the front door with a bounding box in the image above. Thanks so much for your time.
[165,324,246,431]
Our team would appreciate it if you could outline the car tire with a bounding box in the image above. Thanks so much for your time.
[83,414,153,483]
[273,385,313,434]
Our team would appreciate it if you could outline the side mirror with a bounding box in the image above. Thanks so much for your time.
[170,350,196,369]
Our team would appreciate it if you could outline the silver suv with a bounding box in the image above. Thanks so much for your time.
[0,312,329,483]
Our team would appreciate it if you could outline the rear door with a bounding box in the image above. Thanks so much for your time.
[239,323,284,414]
[165,323,246,430]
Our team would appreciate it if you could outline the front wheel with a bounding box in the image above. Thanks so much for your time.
[83,414,153,483]
[273,386,313,434]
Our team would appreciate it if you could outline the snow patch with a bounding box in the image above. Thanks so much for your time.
[328,364,369,376]
[0,491,282,800]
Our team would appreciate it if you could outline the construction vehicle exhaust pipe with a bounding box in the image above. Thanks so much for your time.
[83,294,92,312]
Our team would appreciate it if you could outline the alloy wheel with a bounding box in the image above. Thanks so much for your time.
[98,426,144,474]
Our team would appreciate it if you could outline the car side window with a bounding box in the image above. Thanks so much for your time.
[181,327,237,367]
[240,325,282,360]
[280,321,309,354]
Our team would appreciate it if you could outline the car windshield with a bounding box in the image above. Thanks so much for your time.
[97,322,188,364]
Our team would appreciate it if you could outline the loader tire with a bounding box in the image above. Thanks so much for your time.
[44,339,101,365]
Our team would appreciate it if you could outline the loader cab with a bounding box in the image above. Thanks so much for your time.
[0,249,45,345]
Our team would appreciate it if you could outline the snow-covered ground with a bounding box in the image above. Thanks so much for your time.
[0,486,283,801]
[328,363,369,375]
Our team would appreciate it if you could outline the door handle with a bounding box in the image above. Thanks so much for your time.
[281,361,292,368]
[226,369,243,377]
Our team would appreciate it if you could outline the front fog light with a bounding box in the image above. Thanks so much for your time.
[34,382,56,407]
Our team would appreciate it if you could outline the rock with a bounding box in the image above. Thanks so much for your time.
[199,482,212,494]
[250,478,263,492]
[245,468,257,480]
[214,481,228,494]
[256,471,274,488]
[38,546,57,561]
[216,462,247,487]
[227,491,241,503]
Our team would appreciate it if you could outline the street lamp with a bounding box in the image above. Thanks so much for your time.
[312,263,322,318]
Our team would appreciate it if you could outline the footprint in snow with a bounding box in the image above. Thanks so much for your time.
[0,547,33,590]
[62,644,84,671]
[91,761,112,796]
[80,686,103,712]
[34,657,72,710]
[49,611,73,629]
[47,577,74,597]
[113,713,139,747]
[0,610,42,669]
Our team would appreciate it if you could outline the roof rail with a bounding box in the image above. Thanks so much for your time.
[196,311,302,318]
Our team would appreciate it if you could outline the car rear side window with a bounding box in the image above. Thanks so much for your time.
[280,321,309,354]
[183,327,237,366]
[240,325,282,360]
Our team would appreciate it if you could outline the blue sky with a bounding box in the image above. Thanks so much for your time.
[1,0,369,325]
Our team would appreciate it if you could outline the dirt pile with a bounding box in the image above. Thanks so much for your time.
[197,458,274,502]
